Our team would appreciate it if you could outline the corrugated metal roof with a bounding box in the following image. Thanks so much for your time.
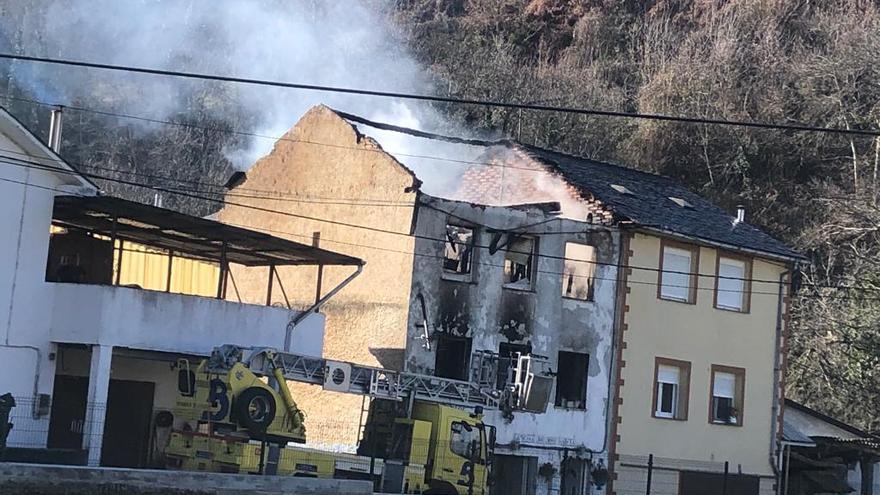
[52,195,364,267]
[783,416,817,445]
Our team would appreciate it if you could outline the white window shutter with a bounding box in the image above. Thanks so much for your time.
[657,365,680,385]
[662,247,692,300]
[717,258,745,310]
[714,372,736,399]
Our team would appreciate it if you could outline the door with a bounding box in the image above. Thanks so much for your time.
[491,455,537,495]
[47,375,89,450]
[560,458,587,495]
[100,379,155,468]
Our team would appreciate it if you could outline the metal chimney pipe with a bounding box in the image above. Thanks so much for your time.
[735,205,746,224]
[48,106,63,153]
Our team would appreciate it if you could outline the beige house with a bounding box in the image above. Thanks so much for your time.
[608,218,800,493]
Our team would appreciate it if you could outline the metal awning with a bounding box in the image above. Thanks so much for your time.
[52,195,363,267]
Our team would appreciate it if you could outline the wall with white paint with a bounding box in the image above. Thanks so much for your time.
[50,284,324,357]
[0,124,96,447]
[406,196,619,494]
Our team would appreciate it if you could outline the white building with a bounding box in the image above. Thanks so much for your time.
[0,106,362,467]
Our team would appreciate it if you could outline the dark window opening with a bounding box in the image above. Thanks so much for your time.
[434,334,472,381]
[496,342,532,389]
[503,236,536,289]
[554,351,589,409]
[443,225,474,275]
[659,382,676,414]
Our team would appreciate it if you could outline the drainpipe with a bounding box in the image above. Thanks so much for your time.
[769,269,789,489]
[283,264,363,351]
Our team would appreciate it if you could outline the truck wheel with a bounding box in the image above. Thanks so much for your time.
[235,387,276,432]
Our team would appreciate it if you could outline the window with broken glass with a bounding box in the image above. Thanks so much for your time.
[562,243,597,301]
[503,236,536,289]
[443,225,474,277]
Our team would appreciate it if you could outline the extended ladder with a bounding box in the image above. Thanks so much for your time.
[207,345,551,412]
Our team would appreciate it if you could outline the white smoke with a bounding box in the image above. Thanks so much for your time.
[4,0,456,176]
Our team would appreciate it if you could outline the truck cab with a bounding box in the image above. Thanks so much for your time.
[383,402,494,495]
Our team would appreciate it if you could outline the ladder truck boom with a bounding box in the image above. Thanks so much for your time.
[209,345,505,410]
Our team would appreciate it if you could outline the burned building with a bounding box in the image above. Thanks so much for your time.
[218,104,797,495]
[218,106,621,495]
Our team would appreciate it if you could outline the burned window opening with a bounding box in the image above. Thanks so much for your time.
[503,235,536,289]
[496,342,533,390]
[434,334,472,381]
[562,243,597,301]
[443,224,474,276]
[555,351,589,409]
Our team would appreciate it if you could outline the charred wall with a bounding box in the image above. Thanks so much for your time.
[405,196,619,455]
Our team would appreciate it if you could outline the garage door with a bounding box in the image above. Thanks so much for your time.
[679,470,759,495]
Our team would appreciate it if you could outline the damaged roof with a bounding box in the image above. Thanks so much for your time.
[334,108,799,261]
[518,146,802,260]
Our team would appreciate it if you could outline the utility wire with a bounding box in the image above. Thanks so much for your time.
[0,154,854,294]
[0,171,832,299]
[1,53,878,137]
[0,92,577,176]
[6,158,880,299]
[0,154,802,288]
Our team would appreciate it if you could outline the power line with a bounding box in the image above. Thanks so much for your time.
[6,157,880,299]
[0,170,813,298]
[0,154,797,288]
[1,53,878,137]
[0,92,568,176]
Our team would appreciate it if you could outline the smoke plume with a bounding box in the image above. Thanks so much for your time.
[1,1,461,180]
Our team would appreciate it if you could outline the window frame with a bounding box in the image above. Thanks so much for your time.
[657,239,700,304]
[651,357,691,421]
[442,223,476,282]
[708,364,746,427]
[502,235,538,291]
[713,252,752,313]
[561,242,597,302]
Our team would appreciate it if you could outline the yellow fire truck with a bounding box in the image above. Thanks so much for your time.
[163,345,552,495]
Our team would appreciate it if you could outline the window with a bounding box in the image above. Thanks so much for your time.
[710,365,745,426]
[443,224,474,276]
[562,243,597,301]
[652,358,690,420]
[658,241,699,303]
[554,351,589,409]
[434,334,472,381]
[496,342,532,389]
[450,421,480,460]
[715,254,752,312]
[503,236,537,289]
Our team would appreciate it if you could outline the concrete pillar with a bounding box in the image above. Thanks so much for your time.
[82,344,112,467]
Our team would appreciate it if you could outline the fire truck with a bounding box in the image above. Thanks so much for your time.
[163,345,552,495]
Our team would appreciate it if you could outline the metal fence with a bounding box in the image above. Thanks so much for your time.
[615,453,765,495]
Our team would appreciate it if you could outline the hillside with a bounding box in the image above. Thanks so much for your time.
[392,0,880,430]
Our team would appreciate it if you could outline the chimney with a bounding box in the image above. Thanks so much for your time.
[735,205,746,224]
[48,106,63,153]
